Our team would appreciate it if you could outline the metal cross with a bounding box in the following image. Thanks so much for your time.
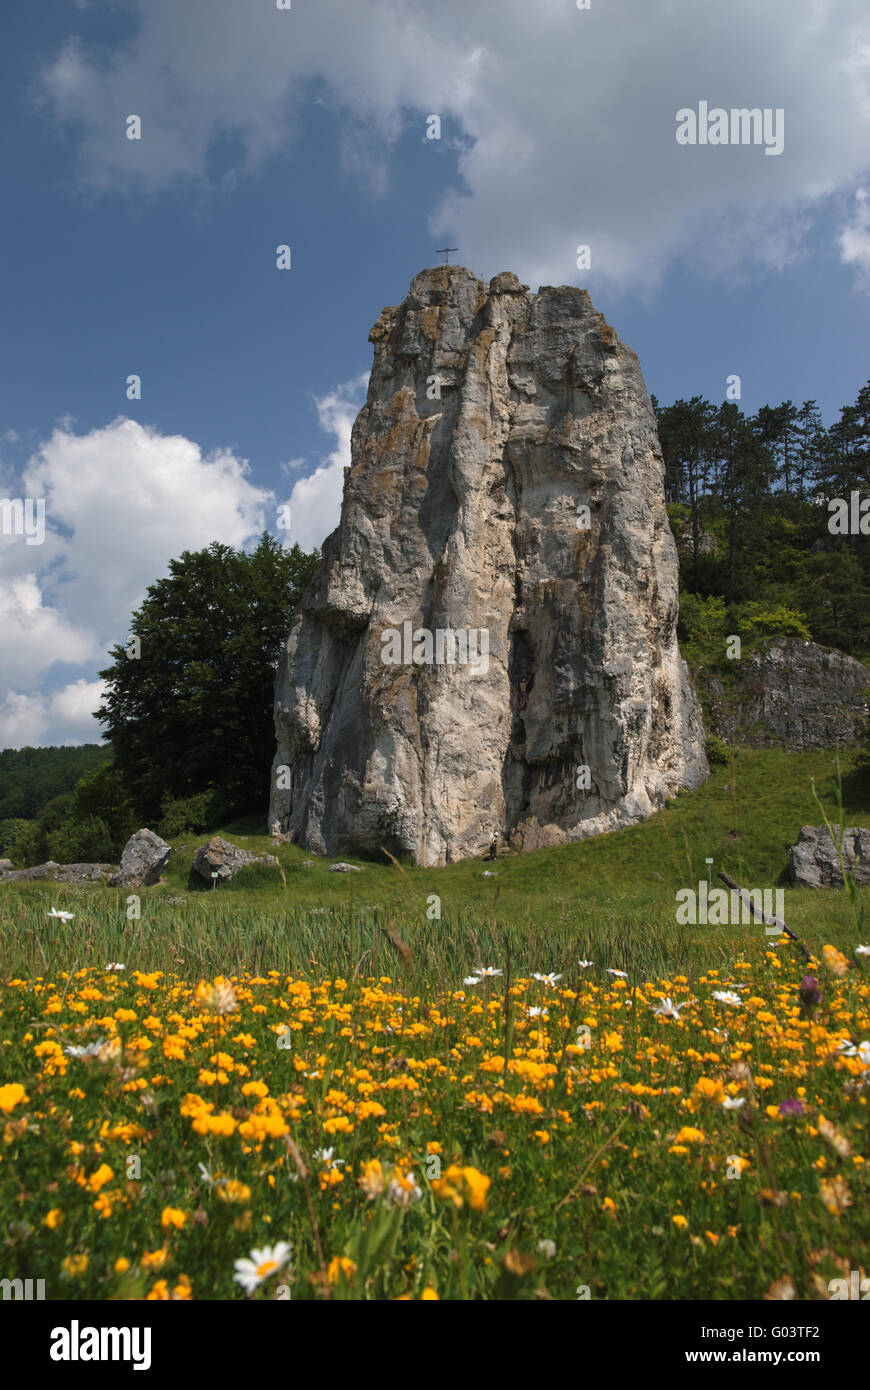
[436,246,459,265]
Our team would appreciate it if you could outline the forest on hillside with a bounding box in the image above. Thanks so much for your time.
[654,380,870,663]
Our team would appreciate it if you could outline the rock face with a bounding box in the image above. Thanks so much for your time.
[0,862,114,883]
[110,829,171,888]
[790,825,870,887]
[699,638,869,750]
[270,266,707,866]
[192,836,277,884]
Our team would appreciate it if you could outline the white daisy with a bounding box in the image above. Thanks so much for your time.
[607,969,628,978]
[578,960,593,968]
[712,990,743,1007]
[463,976,482,986]
[105,963,125,972]
[537,1239,557,1259]
[532,972,563,987]
[722,1097,746,1111]
[47,908,75,922]
[855,945,870,956]
[527,1006,549,1019]
[652,997,685,1020]
[64,1037,107,1059]
[387,1173,423,1208]
[837,1038,870,1066]
[233,1242,293,1293]
[312,1147,345,1168]
[475,966,503,978]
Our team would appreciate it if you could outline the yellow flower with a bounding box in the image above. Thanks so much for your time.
[44,1208,64,1229]
[692,1077,726,1105]
[194,977,238,1014]
[132,971,163,990]
[674,1127,705,1145]
[87,1163,114,1193]
[141,1248,168,1271]
[114,1258,130,1274]
[327,1256,357,1285]
[421,1286,439,1299]
[822,945,850,978]
[161,1207,187,1229]
[0,1083,29,1113]
[358,1159,385,1200]
[216,1180,251,1204]
[672,1214,688,1229]
[61,1253,88,1278]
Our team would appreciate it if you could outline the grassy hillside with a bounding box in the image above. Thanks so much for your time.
[2,748,868,983]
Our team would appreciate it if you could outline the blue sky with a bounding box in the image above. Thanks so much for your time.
[0,0,868,747]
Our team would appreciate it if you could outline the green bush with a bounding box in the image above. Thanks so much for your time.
[0,818,33,860]
[46,815,115,864]
[705,734,730,766]
[734,601,811,641]
[158,787,227,840]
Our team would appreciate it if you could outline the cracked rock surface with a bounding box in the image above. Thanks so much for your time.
[270,267,707,865]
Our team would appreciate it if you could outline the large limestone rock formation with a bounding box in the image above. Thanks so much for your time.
[270,267,707,865]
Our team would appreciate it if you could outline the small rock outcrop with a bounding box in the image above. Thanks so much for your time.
[110,829,171,888]
[270,266,707,866]
[699,638,868,750]
[789,825,870,887]
[0,862,114,883]
[192,836,277,884]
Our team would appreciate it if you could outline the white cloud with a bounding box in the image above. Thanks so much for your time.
[839,186,870,287]
[284,372,369,551]
[0,418,273,745]
[0,574,99,687]
[0,680,106,749]
[35,0,870,290]
[20,417,272,636]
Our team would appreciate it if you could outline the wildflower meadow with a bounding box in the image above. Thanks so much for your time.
[2,918,868,1301]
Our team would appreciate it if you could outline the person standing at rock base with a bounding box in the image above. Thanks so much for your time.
[487,832,498,862]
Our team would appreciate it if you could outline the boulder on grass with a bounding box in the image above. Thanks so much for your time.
[328,862,362,873]
[789,825,870,887]
[0,862,114,883]
[111,829,172,888]
[192,836,277,885]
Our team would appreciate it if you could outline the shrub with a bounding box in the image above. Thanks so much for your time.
[158,788,227,840]
[46,815,115,864]
[705,734,730,767]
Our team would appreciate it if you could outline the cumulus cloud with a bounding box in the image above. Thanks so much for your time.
[839,186,870,287]
[283,372,369,552]
[35,0,870,290]
[0,418,273,745]
[0,574,99,688]
[0,680,108,750]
